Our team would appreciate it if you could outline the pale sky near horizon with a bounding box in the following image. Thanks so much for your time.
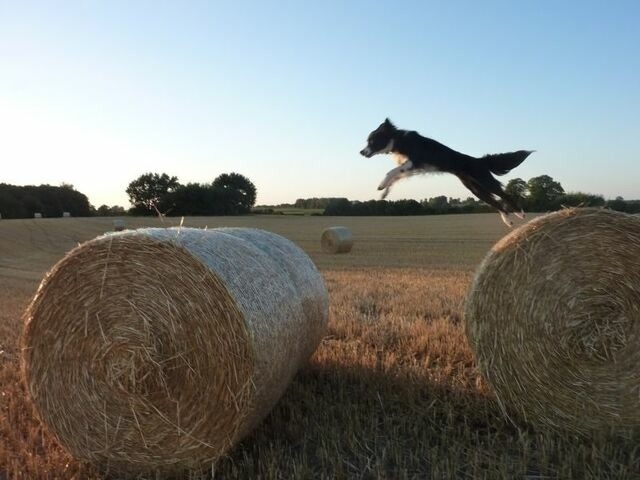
[1,1,639,208]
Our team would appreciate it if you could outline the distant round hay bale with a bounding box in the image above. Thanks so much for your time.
[113,219,126,231]
[321,226,353,254]
[22,227,328,476]
[465,208,640,435]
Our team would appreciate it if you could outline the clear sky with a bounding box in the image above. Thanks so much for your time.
[1,1,639,208]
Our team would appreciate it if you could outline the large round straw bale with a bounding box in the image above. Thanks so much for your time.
[321,226,353,254]
[22,227,328,476]
[465,208,640,435]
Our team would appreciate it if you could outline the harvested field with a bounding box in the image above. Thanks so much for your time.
[1,214,638,479]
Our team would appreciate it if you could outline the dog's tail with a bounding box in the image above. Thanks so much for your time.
[480,150,534,176]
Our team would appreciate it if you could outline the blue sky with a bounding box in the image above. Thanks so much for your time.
[1,1,639,207]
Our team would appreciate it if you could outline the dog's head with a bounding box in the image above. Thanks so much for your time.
[360,118,397,158]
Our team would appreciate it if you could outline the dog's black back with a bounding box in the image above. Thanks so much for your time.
[394,130,530,178]
[393,131,475,173]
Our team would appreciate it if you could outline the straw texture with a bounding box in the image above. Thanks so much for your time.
[465,208,640,435]
[22,227,328,476]
[321,226,353,254]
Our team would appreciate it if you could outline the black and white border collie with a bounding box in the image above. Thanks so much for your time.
[360,118,533,226]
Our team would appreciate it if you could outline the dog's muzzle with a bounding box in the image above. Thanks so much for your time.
[360,147,372,158]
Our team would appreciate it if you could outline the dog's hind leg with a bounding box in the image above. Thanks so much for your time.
[492,184,525,219]
[498,211,514,227]
[460,177,514,227]
[473,172,526,220]
[483,176,523,216]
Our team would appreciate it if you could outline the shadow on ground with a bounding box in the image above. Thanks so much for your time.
[212,361,639,480]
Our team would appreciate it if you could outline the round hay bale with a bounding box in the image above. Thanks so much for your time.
[321,226,353,254]
[113,219,126,231]
[465,208,640,435]
[22,227,328,476]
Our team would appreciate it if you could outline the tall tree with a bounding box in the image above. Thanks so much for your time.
[161,183,219,216]
[527,175,565,211]
[212,173,257,214]
[505,178,528,201]
[126,173,180,213]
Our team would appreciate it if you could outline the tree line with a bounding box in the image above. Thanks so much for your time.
[505,175,640,213]
[0,172,257,219]
[320,175,640,216]
[324,196,494,216]
[0,183,92,219]
[126,172,257,216]
[2,173,639,218]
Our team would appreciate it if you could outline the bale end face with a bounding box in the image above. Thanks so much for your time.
[465,208,640,435]
[321,226,353,254]
[21,227,328,476]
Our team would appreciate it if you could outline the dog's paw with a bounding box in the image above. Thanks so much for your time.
[500,211,513,227]
[377,178,390,190]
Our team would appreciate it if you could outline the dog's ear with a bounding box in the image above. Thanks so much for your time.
[384,118,396,130]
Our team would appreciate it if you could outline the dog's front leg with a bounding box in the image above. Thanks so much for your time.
[377,161,415,199]
[378,165,403,191]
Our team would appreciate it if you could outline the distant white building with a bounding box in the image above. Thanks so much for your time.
[34,213,43,219]
[63,212,71,217]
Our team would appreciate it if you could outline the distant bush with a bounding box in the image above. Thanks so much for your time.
[294,197,348,209]
[252,208,275,215]
[96,205,126,216]
[606,197,640,214]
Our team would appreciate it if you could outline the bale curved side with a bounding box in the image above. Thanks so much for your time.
[465,208,640,435]
[321,226,353,254]
[22,227,328,475]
